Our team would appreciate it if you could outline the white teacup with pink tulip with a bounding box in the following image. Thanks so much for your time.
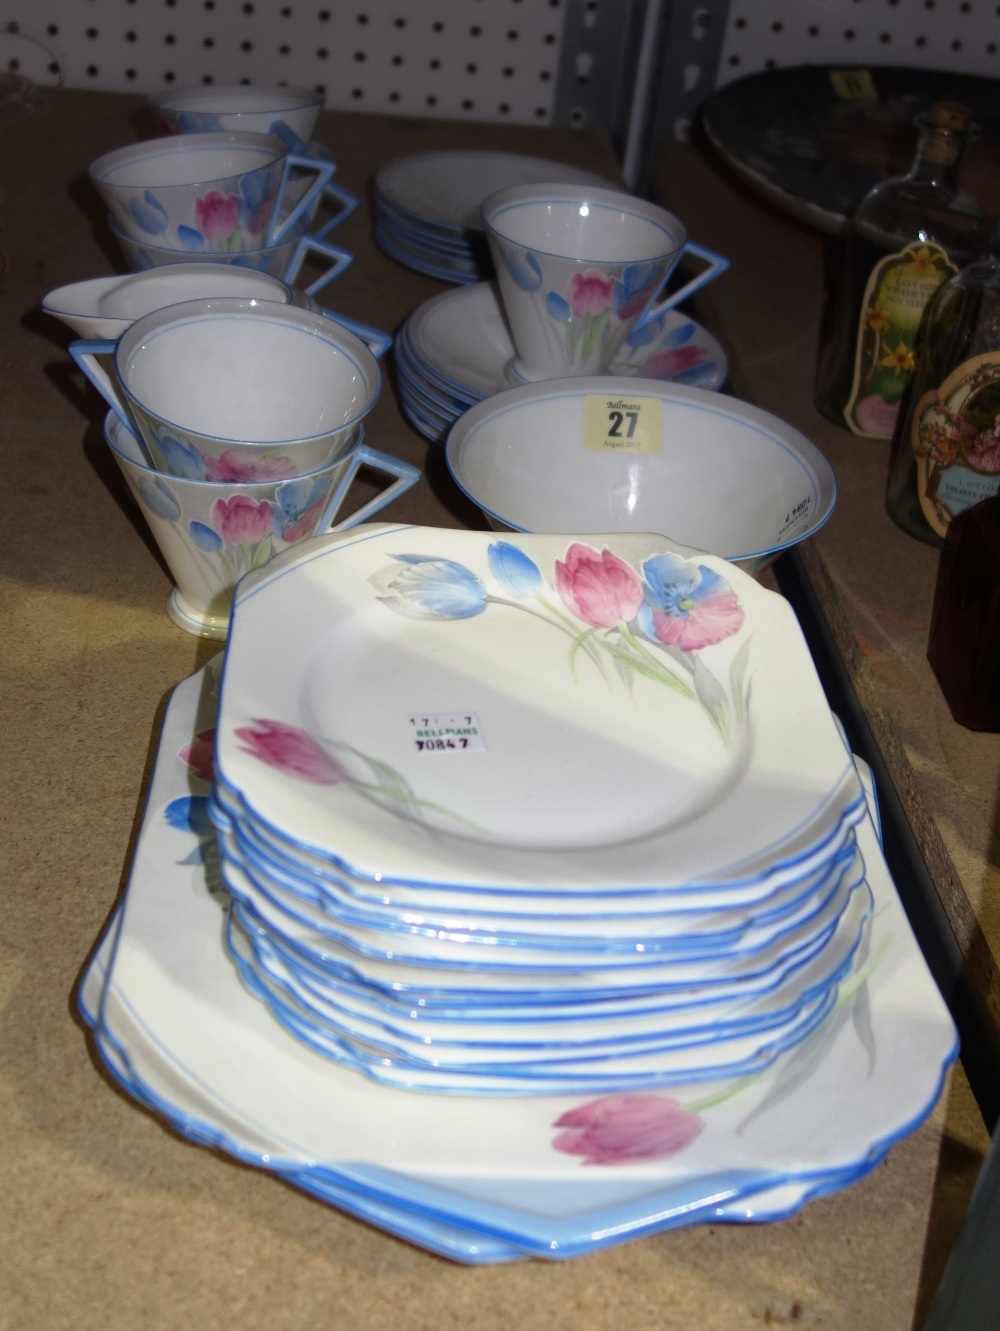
[103,411,420,638]
[481,184,729,384]
[71,296,382,481]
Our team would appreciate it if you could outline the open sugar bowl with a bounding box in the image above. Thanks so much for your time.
[446,377,837,577]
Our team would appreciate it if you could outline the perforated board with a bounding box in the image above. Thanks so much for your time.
[4,0,998,141]
[716,0,1000,87]
[0,0,574,126]
[646,0,1000,154]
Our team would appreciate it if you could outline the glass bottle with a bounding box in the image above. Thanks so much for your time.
[814,102,990,439]
[886,241,1000,545]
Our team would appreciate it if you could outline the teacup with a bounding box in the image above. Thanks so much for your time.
[150,84,324,151]
[89,132,334,252]
[107,210,353,298]
[481,184,729,383]
[71,296,381,480]
[104,409,420,638]
[44,263,392,358]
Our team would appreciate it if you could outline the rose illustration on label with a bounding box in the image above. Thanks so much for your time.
[910,352,1000,538]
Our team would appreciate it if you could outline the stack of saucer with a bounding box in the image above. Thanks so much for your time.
[210,526,872,1095]
[395,283,728,444]
[374,151,616,283]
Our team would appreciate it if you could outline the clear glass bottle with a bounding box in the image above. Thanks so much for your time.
[815,102,990,439]
[886,241,1000,545]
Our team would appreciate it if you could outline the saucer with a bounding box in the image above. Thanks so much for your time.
[375,151,618,234]
[404,282,728,404]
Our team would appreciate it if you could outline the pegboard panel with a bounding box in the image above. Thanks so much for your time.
[0,0,575,126]
[715,0,1000,87]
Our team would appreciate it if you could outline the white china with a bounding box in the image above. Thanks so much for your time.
[373,151,619,284]
[76,660,956,1260]
[218,844,868,1023]
[44,265,304,339]
[224,899,853,1092]
[375,220,485,283]
[375,151,617,233]
[223,840,863,982]
[482,184,728,382]
[150,84,324,150]
[102,412,419,639]
[220,830,867,967]
[213,772,862,921]
[409,282,727,394]
[395,282,727,446]
[214,525,864,892]
[44,263,391,359]
[89,132,334,252]
[446,379,837,577]
[71,296,381,480]
[106,210,354,296]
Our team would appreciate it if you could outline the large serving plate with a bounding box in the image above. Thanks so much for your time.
[78,939,894,1264]
[213,526,865,893]
[77,661,956,1260]
[700,64,1000,237]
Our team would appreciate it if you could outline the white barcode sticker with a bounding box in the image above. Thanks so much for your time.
[409,713,485,753]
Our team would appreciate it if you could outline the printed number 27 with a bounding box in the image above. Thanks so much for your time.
[608,410,638,438]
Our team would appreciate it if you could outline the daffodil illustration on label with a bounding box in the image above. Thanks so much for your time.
[844,241,957,439]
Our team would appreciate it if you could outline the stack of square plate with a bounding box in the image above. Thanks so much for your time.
[395,283,728,444]
[78,525,957,1260]
[373,151,618,284]
[208,524,879,1097]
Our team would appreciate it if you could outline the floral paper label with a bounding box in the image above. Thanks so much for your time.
[844,241,956,439]
[909,351,1000,538]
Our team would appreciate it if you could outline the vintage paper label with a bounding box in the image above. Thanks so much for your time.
[583,393,663,453]
[844,241,957,438]
[910,351,1000,538]
[829,69,877,100]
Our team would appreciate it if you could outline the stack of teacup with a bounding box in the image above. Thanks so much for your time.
[61,275,418,639]
[50,87,420,639]
[92,84,359,293]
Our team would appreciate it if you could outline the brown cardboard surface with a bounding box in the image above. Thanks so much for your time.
[0,88,991,1330]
